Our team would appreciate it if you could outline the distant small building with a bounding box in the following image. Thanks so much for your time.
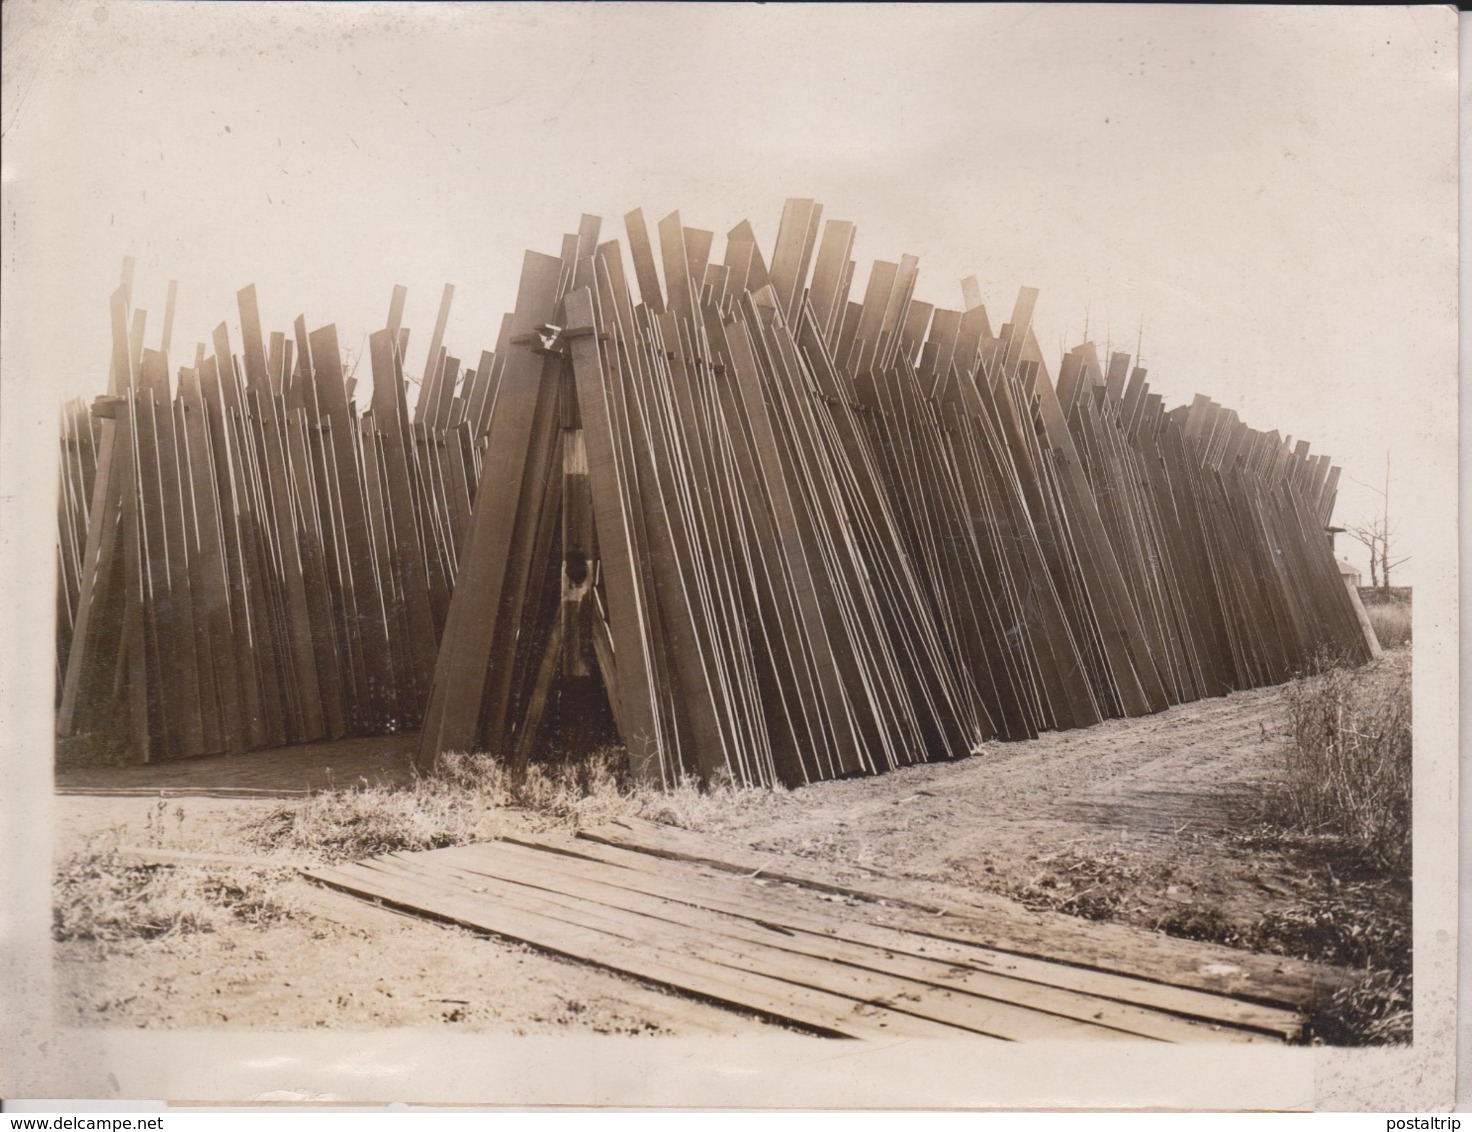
[1336,557,1361,589]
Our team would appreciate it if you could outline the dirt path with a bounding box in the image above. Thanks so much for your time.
[655,653,1412,1046]
[679,681,1297,936]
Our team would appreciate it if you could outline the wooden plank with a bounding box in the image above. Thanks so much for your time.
[1104,351,1130,403]
[57,284,134,736]
[282,404,348,738]
[682,227,714,298]
[656,211,695,314]
[386,284,408,339]
[288,315,314,414]
[510,613,564,768]
[722,315,867,775]
[115,392,152,761]
[478,384,564,752]
[898,300,933,366]
[456,838,1269,1042]
[175,368,239,752]
[512,834,1287,1039]
[239,287,325,742]
[807,219,856,343]
[418,251,564,767]
[462,349,497,442]
[381,848,1139,1041]
[875,253,919,370]
[219,347,289,748]
[266,332,286,396]
[846,259,897,372]
[129,354,182,757]
[128,308,147,382]
[623,208,665,314]
[767,198,822,323]
[311,323,394,732]
[580,819,1336,1020]
[367,328,439,715]
[237,285,270,391]
[723,219,771,295]
[159,280,178,356]
[703,306,845,783]
[306,856,957,1040]
[140,350,209,755]
[1318,464,1341,527]
[196,353,265,750]
[413,283,455,426]
[572,214,603,291]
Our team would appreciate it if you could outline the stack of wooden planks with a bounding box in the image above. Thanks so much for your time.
[305,817,1341,1041]
[58,202,1373,777]
[56,264,497,761]
[416,200,1373,787]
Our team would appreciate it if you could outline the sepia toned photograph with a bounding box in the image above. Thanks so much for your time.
[1,1,1459,1112]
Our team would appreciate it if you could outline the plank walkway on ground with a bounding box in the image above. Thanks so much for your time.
[305,817,1338,1043]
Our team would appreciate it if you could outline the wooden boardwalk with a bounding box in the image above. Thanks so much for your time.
[305,817,1339,1042]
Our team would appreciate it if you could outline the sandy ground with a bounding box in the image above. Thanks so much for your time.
[54,880,767,1036]
[52,652,1408,1036]
[52,795,775,1036]
[679,678,1313,936]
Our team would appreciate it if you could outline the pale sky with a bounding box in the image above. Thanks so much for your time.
[2,2,1458,585]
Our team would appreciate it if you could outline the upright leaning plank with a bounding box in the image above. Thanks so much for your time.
[418,250,564,768]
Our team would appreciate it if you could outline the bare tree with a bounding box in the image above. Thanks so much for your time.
[1347,454,1411,598]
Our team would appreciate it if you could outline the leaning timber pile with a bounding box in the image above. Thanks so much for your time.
[57,200,1374,785]
[57,272,491,761]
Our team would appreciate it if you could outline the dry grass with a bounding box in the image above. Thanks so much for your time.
[54,848,296,943]
[631,768,796,833]
[245,748,635,863]
[241,747,797,864]
[1272,653,1413,1045]
[952,656,1416,1046]
[52,747,780,954]
[1313,968,1414,1046]
[1366,601,1412,650]
[1280,655,1411,870]
[966,826,1412,1045]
